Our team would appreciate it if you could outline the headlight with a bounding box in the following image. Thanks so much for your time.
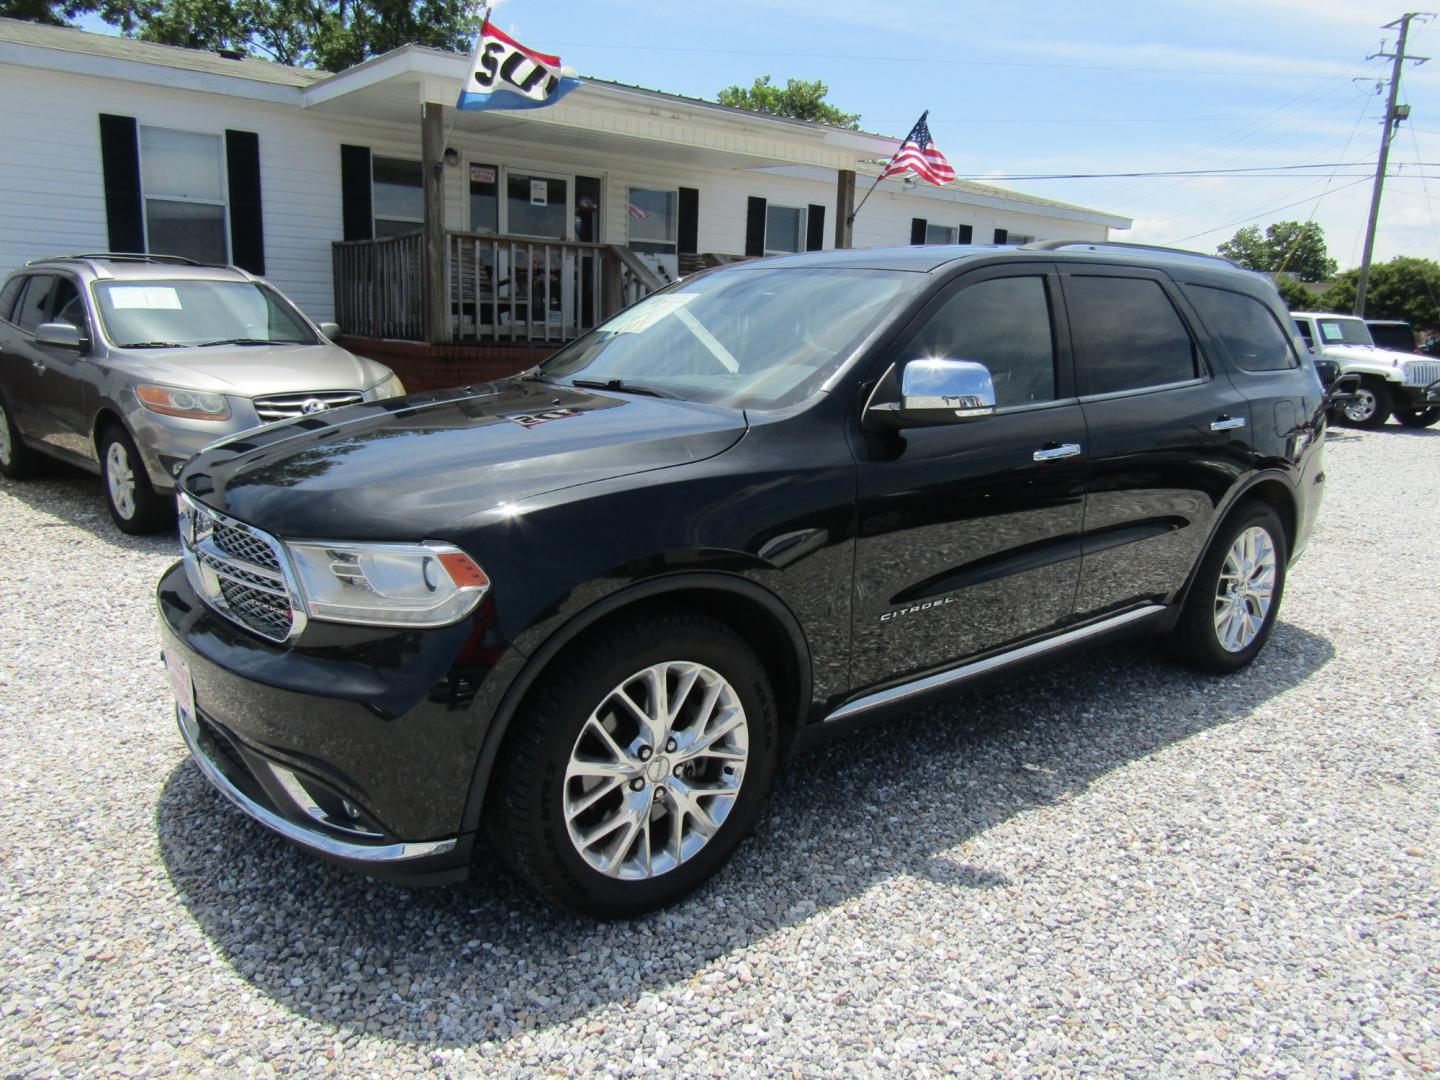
[285,540,489,628]
[137,384,231,420]
[370,373,407,400]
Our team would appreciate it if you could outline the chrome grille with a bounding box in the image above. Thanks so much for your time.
[179,495,304,643]
[1402,361,1440,387]
[253,390,364,422]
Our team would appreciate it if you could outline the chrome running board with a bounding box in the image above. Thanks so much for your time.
[823,605,1166,723]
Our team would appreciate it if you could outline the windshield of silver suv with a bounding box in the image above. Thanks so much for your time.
[539,267,914,408]
[91,279,318,349]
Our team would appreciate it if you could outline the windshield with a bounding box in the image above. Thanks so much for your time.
[540,267,914,408]
[1315,317,1374,347]
[92,279,318,348]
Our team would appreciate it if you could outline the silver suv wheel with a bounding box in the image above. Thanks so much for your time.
[0,402,12,467]
[1213,525,1277,653]
[563,660,749,880]
[105,439,137,520]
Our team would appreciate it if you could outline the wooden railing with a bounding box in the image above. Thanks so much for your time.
[332,231,670,344]
[331,231,424,341]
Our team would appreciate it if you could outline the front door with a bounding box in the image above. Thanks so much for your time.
[850,264,1087,690]
[7,274,94,461]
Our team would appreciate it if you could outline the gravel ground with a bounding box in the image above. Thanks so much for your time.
[2,424,1438,1078]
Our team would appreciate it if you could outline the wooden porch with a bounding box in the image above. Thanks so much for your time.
[331,229,669,345]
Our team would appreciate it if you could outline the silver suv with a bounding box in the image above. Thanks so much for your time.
[0,254,404,532]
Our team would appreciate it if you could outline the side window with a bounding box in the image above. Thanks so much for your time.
[1184,286,1298,372]
[14,275,57,334]
[0,276,24,324]
[1293,320,1313,349]
[1067,276,1198,396]
[900,275,1056,407]
[51,278,85,330]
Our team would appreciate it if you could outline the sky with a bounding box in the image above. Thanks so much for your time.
[76,0,1440,267]
[479,0,1439,268]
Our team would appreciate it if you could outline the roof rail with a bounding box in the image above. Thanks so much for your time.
[1020,240,1238,269]
[26,252,208,267]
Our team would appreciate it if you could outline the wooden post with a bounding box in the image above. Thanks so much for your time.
[421,102,450,344]
[834,169,856,250]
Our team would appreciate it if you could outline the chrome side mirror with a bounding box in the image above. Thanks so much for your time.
[901,358,996,418]
[36,322,85,350]
[318,322,342,341]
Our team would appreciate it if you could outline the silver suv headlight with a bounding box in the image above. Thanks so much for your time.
[285,540,489,628]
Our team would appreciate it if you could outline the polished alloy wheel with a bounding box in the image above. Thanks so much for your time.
[106,440,136,520]
[0,404,11,466]
[563,660,748,880]
[1213,525,1277,652]
[1344,388,1378,424]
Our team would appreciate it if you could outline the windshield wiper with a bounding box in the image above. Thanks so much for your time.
[196,338,304,347]
[120,341,186,349]
[570,378,679,399]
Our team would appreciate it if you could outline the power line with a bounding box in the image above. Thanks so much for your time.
[1164,177,1373,244]
[953,160,1440,180]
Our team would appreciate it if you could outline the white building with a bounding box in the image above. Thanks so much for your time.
[0,17,1130,364]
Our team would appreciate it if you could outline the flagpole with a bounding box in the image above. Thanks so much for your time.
[441,1,492,160]
[848,109,926,227]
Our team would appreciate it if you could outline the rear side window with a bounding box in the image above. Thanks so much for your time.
[0,276,23,323]
[1293,320,1313,348]
[14,274,58,334]
[1067,276,1199,395]
[900,276,1057,407]
[1185,285,1298,372]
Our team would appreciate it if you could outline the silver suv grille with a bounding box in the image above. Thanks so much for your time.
[179,496,305,643]
[253,390,364,422]
[1402,360,1440,387]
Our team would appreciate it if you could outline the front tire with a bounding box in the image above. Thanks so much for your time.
[1341,378,1393,428]
[100,425,170,534]
[488,610,779,917]
[1168,501,1287,674]
[1393,402,1440,428]
[0,394,45,479]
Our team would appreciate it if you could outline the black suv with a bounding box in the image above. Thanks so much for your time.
[157,242,1327,916]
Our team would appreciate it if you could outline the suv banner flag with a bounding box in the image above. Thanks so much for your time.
[456,22,580,112]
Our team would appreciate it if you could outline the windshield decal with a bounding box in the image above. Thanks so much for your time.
[108,286,182,310]
[1319,322,1346,342]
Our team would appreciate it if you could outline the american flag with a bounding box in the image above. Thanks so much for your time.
[879,111,956,186]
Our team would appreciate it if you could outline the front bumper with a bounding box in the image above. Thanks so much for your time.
[1397,379,1440,409]
[157,561,524,884]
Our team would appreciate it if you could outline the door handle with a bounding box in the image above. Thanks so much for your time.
[1210,415,1246,432]
[1033,442,1082,462]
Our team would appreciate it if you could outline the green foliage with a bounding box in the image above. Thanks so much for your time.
[1217,221,1338,283]
[0,0,95,25]
[1323,257,1440,330]
[716,75,861,130]
[1271,275,1320,312]
[92,0,482,71]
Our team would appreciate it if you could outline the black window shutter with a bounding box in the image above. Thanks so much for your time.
[340,144,373,242]
[225,130,265,274]
[993,228,1008,244]
[806,204,825,251]
[910,218,927,246]
[98,114,143,253]
[744,196,767,257]
[959,224,973,244]
[677,187,699,255]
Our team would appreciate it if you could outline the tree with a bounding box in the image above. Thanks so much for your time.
[0,0,95,25]
[716,75,860,130]
[1217,221,1338,283]
[1271,275,1320,312]
[1323,256,1440,329]
[97,0,482,71]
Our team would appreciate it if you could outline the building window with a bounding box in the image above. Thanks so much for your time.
[627,188,678,253]
[925,224,957,245]
[373,156,424,237]
[1009,233,1034,245]
[765,204,805,255]
[468,162,499,234]
[140,127,228,263]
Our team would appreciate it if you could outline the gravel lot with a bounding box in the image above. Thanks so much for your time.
[2,423,1437,1078]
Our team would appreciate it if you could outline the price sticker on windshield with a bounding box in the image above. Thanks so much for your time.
[604,293,698,334]
[109,286,183,310]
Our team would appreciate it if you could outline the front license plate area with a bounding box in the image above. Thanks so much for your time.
[164,650,195,727]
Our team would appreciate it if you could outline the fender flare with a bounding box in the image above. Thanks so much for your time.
[457,570,813,837]
[1171,468,1300,615]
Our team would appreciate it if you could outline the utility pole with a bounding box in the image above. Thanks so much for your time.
[1353,13,1431,317]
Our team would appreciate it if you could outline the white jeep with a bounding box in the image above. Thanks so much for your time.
[1291,311,1440,428]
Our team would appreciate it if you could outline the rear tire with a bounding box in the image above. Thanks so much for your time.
[488,609,779,918]
[1340,378,1392,428]
[1167,501,1287,674]
[100,425,170,534]
[0,395,45,479]
[1393,403,1440,428]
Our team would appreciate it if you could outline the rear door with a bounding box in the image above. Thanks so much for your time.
[1062,268,1253,616]
[850,262,1088,689]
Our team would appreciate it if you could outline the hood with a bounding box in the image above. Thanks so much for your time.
[114,342,393,395]
[179,378,748,539]
[1322,343,1413,368]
